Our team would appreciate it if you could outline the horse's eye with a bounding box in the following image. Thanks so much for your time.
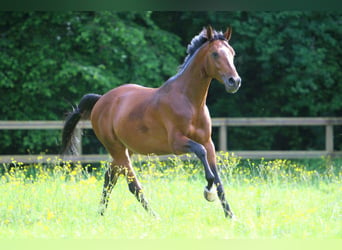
[212,52,219,59]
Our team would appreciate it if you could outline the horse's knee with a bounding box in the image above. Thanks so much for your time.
[188,140,207,159]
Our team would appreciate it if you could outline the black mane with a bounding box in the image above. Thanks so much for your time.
[178,28,227,72]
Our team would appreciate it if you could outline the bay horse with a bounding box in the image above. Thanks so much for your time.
[61,26,241,219]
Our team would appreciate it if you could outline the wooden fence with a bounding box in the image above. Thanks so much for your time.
[0,117,342,163]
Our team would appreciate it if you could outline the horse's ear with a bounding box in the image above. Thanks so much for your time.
[224,27,232,41]
[206,25,214,40]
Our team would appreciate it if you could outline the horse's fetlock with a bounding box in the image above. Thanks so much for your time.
[128,182,138,194]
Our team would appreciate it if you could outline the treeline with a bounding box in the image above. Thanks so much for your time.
[0,11,341,154]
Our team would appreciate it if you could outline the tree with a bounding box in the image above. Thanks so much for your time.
[0,11,183,154]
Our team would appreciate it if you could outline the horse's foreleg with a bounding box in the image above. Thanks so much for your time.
[170,134,216,197]
[212,167,234,219]
[99,163,120,215]
[187,140,216,192]
[170,134,234,218]
[205,140,234,219]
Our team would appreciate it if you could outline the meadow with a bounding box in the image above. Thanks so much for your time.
[0,153,341,239]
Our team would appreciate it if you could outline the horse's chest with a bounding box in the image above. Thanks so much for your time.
[189,118,211,142]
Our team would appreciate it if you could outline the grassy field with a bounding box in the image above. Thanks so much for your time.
[0,153,341,239]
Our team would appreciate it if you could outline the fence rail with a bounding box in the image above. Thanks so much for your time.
[1,117,341,163]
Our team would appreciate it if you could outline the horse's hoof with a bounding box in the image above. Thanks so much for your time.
[226,211,236,220]
[98,205,106,216]
[149,209,160,220]
[203,186,217,202]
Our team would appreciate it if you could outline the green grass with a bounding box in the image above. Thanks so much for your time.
[0,153,341,239]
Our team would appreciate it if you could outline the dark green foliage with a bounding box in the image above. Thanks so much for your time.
[0,11,183,153]
[1,11,341,154]
[154,11,342,151]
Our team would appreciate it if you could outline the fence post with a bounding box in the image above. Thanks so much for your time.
[75,128,82,155]
[325,124,334,155]
[219,125,227,152]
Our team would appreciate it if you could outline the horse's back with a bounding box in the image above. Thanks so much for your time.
[92,83,155,113]
[91,83,156,125]
[103,83,155,99]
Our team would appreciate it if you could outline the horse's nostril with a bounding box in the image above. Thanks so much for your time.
[228,77,235,85]
[228,77,241,86]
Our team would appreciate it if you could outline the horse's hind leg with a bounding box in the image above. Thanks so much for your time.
[98,142,129,215]
[99,161,121,215]
[125,163,158,217]
[99,146,157,217]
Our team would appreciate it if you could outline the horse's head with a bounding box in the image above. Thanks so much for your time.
[204,26,241,93]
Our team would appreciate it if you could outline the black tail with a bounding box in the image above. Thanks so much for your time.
[61,94,102,155]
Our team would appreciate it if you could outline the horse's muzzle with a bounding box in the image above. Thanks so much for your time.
[224,76,241,93]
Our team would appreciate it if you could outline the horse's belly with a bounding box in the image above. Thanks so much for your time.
[114,117,170,155]
[120,133,172,155]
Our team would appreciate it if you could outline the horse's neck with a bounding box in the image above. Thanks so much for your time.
[178,71,211,107]
[172,64,211,109]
